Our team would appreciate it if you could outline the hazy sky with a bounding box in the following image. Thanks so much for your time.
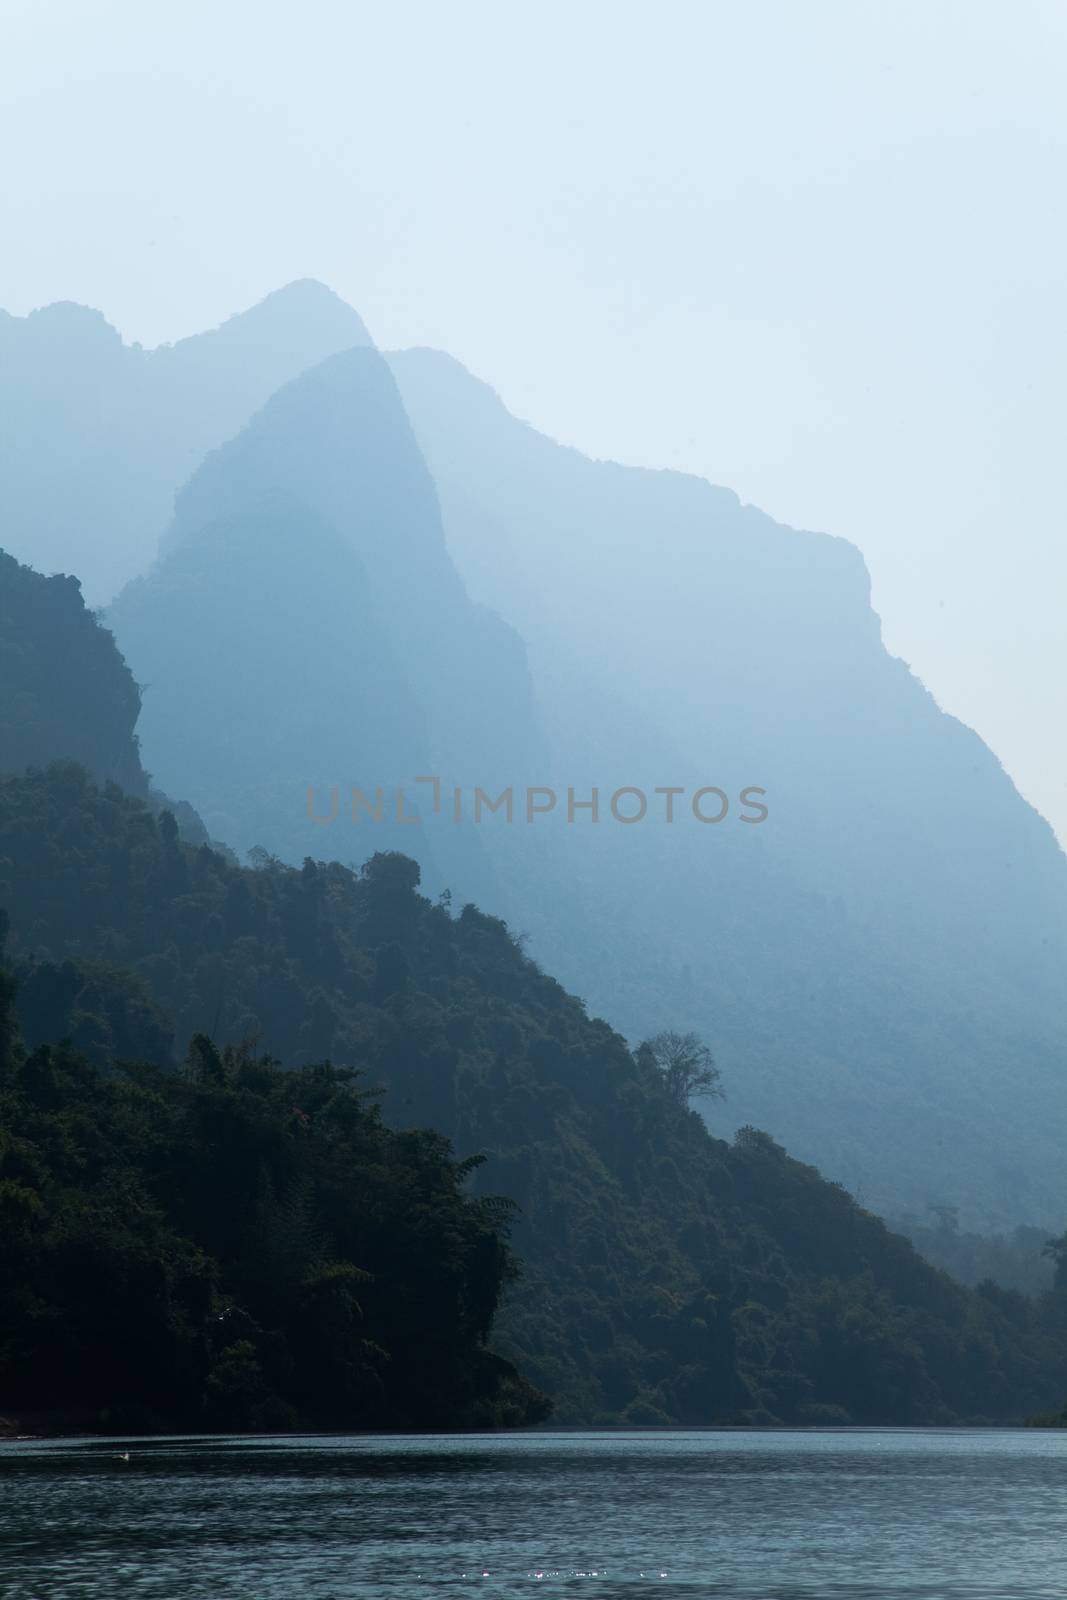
[3,0,1065,843]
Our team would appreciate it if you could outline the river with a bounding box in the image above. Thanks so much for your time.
[2,1429,1065,1597]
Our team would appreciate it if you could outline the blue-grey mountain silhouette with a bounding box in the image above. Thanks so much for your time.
[109,343,544,902]
[389,346,1067,1228]
[0,281,370,604]
[5,281,1064,1229]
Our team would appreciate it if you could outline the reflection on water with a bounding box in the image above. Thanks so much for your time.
[1,1429,1066,1598]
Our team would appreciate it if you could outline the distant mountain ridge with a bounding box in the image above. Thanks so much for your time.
[4,280,1064,1229]
[0,281,371,604]
[387,346,1067,1228]
[108,342,545,904]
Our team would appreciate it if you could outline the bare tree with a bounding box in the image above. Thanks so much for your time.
[639,1030,723,1106]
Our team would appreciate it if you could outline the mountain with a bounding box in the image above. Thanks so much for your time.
[2,763,1065,1426]
[387,347,1067,1229]
[8,280,1065,1231]
[107,344,544,904]
[2,547,1064,1425]
[0,547,208,849]
[0,549,144,794]
[0,281,371,605]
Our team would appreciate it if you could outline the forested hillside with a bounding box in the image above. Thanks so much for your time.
[3,763,1066,1426]
[0,547,207,847]
[0,550,145,795]
[0,956,548,1435]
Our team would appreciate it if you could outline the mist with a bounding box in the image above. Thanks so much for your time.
[3,0,1065,842]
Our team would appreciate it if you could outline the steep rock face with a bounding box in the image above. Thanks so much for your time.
[0,548,211,843]
[388,348,1067,1227]
[109,347,544,898]
[0,548,145,794]
[0,281,371,604]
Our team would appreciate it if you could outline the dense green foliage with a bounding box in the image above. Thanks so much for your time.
[4,764,1067,1425]
[0,960,547,1433]
[1026,1408,1067,1427]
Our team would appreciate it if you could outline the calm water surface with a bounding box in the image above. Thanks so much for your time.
[1,1429,1065,1599]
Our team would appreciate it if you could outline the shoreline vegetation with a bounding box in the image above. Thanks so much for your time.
[1024,1407,1067,1429]
[6,1417,1067,1441]
[0,970,551,1436]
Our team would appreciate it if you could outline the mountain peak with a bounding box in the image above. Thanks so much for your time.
[10,300,124,348]
[191,279,373,357]
[257,277,357,313]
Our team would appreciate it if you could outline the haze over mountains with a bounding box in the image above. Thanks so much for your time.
[4,556,1067,1428]
[389,349,1067,1225]
[0,280,369,605]
[2,281,1064,1230]
[108,342,542,909]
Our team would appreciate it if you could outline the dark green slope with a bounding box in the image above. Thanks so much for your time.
[0,549,144,794]
[0,958,548,1434]
[0,547,208,849]
[2,764,1065,1425]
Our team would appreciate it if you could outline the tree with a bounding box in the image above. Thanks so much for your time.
[1043,1231,1067,1291]
[639,1030,723,1106]
[928,1203,960,1236]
